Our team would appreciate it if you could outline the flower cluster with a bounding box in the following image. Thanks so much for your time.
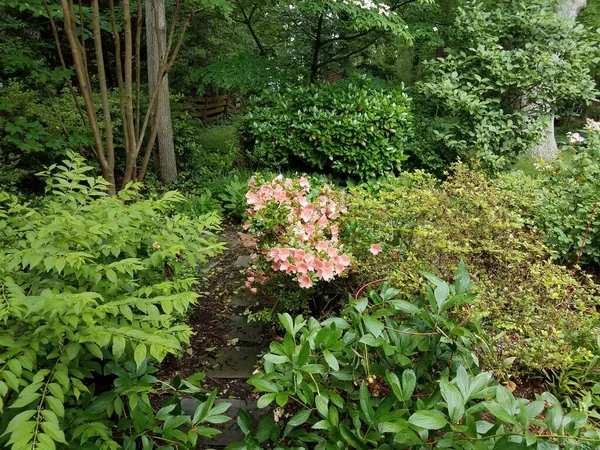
[586,118,600,133]
[244,175,352,291]
[335,0,391,16]
[567,131,585,145]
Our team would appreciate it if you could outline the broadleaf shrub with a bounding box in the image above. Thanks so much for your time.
[230,275,600,449]
[341,165,599,375]
[535,120,600,266]
[0,154,227,448]
[240,77,413,179]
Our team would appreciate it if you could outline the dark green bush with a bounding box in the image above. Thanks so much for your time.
[240,76,413,179]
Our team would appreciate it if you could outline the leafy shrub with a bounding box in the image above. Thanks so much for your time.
[534,120,600,266]
[175,189,224,216]
[219,174,250,219]
[230,275,600,449]
[341,165,599,375]
[416,0,599,172]
[0,154,228,448]
[240,76,413,179]
[244,175,350,292]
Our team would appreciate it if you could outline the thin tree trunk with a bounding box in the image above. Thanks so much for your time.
[309,13,324,84]
[59,0,116,194]
[530,0,587,160]
[145,0,177,184]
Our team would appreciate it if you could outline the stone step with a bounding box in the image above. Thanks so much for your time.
[225,315,264,344]
[205,346,262,378]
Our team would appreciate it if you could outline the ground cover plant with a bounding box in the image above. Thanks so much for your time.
[228,273,600,449]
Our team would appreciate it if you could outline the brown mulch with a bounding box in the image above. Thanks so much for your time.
[156,222,267,400]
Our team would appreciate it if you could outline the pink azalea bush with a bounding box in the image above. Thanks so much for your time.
[243,174,352,292]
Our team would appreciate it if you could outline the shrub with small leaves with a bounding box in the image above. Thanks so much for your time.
[0,154,226,449]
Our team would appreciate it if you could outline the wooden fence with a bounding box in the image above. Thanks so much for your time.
[178,94,241,123]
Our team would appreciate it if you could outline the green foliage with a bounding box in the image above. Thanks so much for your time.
[0,154,226,448]
[341,165,599,375]
[219,174,250,219]
[230,275,600,449]
[416,0,600,172]
[536,128,600,266]
[241,77,413,179]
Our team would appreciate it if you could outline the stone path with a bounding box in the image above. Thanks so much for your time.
[187,229,270,448]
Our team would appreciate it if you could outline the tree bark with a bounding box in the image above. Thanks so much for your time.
[145,0,177,184]
[530,0,587,160]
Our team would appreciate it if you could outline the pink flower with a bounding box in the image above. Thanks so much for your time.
[370,244,383,255]
[337,254,351,266]
[298,274,313,288]
[327,247,338,258]
[300,205,315,222]
[299,177,310,188]
[321,261,335,281]
[318,215,329,228]
[242,221,250,231]
[248,178,256,187]
[293,249,305,261]
[304,253,315,264]
[297,196,309,207]
[316,241,328,251]
[296,262,309,274]
[250,287,257,294]
[246,191,258,205]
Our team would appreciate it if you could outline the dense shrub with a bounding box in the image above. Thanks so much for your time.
[231,278,600,449]
[0,154,229,448]
[240,76,413,179]
[416,0,599,172]
[535,120,600,266]
[341,166,599,375]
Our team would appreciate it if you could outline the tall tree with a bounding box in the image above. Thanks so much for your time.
[146,0,177,184]
[530,0,588,160]
[229,0,417,83]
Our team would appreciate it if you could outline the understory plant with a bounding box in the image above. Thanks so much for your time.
[229,268,600,449]
[240,76,413,179]
[243,175,352,319]
[416,0,599,172]
[534,119,600,266]
[0,154,228,448]
[341,165,599,375]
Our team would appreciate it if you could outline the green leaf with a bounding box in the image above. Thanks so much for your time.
[263,354,289,364]
[278,313,295,337]
[323,349,339,371]
[408,410,448,430]
[440,379,465,423]
[237,409,251,435]
[401,370,416,401]
[315,395,329,418]
[275,392,289,407]
[10,382,42,408]
[257,393,276,409]
[41,422,67,444]
[339,423,368,450]
[112,336,126,360]
[134,343,147,368]
[45,396,64,417]
[287,409,311,427]
[363,315,384,338]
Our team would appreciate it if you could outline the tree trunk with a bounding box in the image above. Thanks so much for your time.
[146,0,177,184]
[530,0,587,160]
